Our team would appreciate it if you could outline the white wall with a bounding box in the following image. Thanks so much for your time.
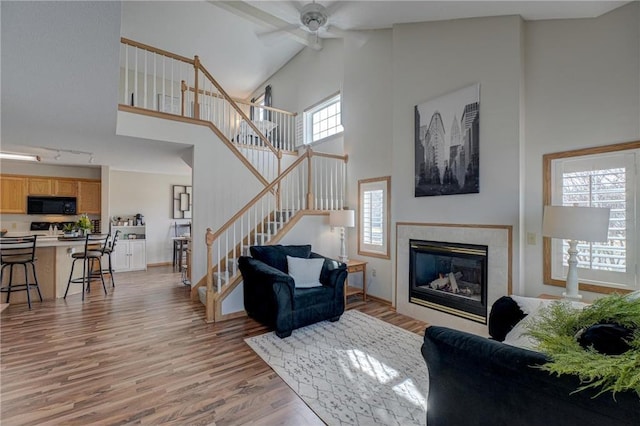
[523,3,640,299]
[343,29,394,301]
[109,170,191,265]
[392,16,524,299]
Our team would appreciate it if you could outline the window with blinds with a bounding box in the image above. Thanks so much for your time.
[358,177,390,259]
[303,93,343,144]
[550,150,638,291]
[363,189,384,246]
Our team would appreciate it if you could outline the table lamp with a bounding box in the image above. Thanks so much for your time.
[542,205,611,301]
[329,210,355,263]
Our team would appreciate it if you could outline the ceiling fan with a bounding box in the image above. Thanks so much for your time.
[214,1,366,51]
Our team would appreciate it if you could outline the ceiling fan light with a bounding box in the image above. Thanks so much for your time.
[307,19,320,32]
[300,2,327,32]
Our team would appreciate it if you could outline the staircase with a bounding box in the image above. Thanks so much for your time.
[118,38,348,323]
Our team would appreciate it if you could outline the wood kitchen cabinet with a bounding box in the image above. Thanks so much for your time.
[77,181,101,214]
[27,177,78,196]
[28,177,53,195]
[53,179,78,196]
[0,176,27,213]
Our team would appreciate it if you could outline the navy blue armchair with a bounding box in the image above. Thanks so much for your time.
[238,245,347,338]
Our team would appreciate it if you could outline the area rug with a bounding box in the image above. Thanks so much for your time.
[245,310,429,425]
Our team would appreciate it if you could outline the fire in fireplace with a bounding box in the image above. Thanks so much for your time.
[409,239,488,323]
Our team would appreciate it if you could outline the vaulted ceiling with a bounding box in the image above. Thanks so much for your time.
[1,1,629,175]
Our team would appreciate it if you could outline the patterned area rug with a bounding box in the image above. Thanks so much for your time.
[245,310,429,425]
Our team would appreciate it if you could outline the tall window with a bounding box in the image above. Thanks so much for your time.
[543,142,639,293]
[304,93,343,144]
[358,176,391,259]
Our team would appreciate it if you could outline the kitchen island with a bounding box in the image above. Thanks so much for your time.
[1,235,105,306]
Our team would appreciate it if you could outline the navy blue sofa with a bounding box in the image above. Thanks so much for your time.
[238,245,347,338]
[421,296,639,426]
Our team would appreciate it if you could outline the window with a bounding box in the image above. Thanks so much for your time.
[253,93,266,121]
[358,176,391,259]
[304,93,343,144]
[543,141,640,293]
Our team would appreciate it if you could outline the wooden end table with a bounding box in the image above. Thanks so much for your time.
[344,259,367,307]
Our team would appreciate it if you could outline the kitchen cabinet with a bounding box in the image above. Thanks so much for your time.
[28,178,53,195]
[77,181,101,214]
[27,177,78,196]
[113,240,146,272]
[53,180,78,196]
[1,176,27,213]
[112,225,146,272]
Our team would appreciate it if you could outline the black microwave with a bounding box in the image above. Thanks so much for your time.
[27,196,77,215]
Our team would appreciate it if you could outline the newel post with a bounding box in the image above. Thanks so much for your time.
[205,227,215,323]
[306,148,314,209]
[193,55,200,120]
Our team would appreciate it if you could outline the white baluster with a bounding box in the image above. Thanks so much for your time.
[124,44,129,104]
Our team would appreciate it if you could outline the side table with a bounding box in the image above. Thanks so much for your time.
[344,259,367,307]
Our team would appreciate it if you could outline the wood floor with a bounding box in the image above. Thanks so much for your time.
[0,266,428,425]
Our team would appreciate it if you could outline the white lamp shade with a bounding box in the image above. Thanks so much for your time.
[329,210,355,228]
[542,206,610,242]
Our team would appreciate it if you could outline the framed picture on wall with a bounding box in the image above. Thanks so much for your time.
[173,185,192,219]
[414,83,480,197]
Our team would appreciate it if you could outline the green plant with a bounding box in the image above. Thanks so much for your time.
[526,293,640,397]
[62,223,75,232]
[76,214,92,231]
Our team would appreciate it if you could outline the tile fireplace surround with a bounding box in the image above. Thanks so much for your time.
[396,222,512,336]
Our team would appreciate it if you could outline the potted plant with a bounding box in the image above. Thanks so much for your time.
[62,223,76,237]
[76,214,92,236]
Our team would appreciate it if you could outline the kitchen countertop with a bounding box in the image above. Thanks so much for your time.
[3,233,88,248]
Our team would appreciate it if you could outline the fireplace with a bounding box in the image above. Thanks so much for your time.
[409,239,488,323]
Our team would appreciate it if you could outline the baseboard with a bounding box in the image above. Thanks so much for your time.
[147,262,173,267]
[218,310,247,321]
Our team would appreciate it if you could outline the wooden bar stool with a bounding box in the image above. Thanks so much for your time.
[0,235,42,309]
[64,233,109,301]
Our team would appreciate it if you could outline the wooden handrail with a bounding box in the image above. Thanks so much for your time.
[311,151,349,162]
[209,151,310,243]
[234,99,298,117]
[185,87,297,116]
[120,37,195,65]
[196,64,280,157]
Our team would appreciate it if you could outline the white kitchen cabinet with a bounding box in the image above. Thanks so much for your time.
[113,240,147,272]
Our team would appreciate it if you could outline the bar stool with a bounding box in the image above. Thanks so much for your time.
[64,233,109,301]
[92,230,119,287]
[0,235,42,309]
[103,230,120,287]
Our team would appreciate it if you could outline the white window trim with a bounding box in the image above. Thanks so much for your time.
[303,92,343,145]
[358,176,391,259]
[543,141,640,294]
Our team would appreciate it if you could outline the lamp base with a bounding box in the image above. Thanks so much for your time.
[339,255,349,263]
[562,292,583,302]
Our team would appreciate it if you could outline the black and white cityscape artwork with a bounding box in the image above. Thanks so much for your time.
[415,84,480,197]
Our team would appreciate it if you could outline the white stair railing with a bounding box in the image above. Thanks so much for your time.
[119,38,289,183]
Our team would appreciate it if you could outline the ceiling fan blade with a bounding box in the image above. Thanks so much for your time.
[256,24,300,40]
[325,25,369,48]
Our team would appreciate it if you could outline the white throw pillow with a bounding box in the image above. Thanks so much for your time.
[287,256,324,288]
